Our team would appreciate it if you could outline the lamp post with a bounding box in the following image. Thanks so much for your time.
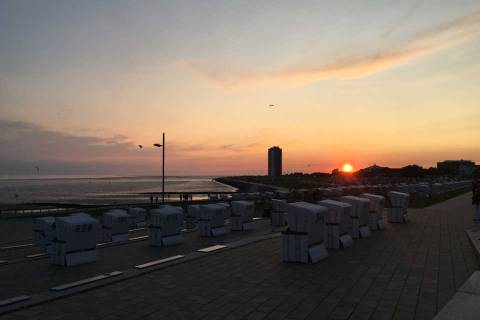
[153,132,165,203]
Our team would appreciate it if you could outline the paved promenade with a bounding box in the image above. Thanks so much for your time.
[0,219,273,300]
[2,193,478,320]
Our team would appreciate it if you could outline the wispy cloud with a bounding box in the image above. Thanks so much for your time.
[0,119,137,161]
[382,1,424,39]
[181,12,480,88]
[169,142,260,154]
[0,119,265,175]
[168,143,208,153]
[218,142,259,152]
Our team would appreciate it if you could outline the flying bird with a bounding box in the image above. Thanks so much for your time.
[269,104,275,107]
[138,145,143,148]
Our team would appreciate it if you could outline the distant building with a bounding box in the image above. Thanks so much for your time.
[268,146,282,177]
[437,160,476,177]
[360,164,385,174]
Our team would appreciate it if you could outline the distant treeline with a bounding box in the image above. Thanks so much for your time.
[355,165,438,178]
[283,165,438,178]
[221,164,475,191]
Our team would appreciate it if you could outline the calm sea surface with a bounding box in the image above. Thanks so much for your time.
[0,176,235,205]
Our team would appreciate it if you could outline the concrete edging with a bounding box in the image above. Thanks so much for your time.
[433,230,480,319]
[434,271,480,319]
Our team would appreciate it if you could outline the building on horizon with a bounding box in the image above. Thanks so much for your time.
[268,146,282,177]
[437,160,476,177]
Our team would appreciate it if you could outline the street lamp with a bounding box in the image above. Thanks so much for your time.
[153,133,166,203]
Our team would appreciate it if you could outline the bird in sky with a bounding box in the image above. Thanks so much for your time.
[138,145,143,148]
[269,104,275,107]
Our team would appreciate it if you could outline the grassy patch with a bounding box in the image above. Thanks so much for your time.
[409,187,472,208]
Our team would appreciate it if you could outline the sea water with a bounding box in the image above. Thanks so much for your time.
[0,176,235,206]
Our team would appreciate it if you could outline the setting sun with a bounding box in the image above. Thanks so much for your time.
[342,163,353,173]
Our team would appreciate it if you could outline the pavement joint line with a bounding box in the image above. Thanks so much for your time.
[135,255,185,269]
[128,235,149,241]
[26,253,47,258]
[96,234,151,249]
[97,239,129,248]
[198,245,227,253]
[0,296,31,307]
[1,229,144,250]
[50,275,109,292]
[1,243,34,250]
[0,238,33,246]
[0,230,280,316]
[181,228,197,233]
[1,252,52,266]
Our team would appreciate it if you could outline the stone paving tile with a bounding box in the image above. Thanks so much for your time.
[0,218,274,300]
[3,193,479,320]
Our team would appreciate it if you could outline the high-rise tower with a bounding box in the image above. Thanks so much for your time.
[268,146,282,177]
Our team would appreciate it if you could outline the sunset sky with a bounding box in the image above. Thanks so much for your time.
[1,1,479,177]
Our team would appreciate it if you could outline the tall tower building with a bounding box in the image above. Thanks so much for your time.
[268,146,282,177]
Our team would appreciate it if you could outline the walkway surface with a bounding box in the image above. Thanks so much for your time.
[0,219,273,300]
[2,193,479,320]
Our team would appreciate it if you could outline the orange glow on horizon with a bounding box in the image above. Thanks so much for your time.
[342,163,353,173]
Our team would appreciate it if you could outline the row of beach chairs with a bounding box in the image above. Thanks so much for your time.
[277,191,409,263]
[32,201,256,266]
